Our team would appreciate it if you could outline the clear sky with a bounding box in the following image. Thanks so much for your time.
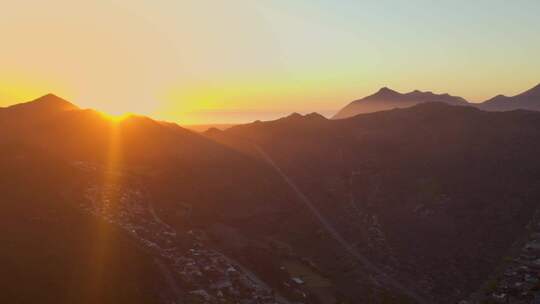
[1,0,539,123]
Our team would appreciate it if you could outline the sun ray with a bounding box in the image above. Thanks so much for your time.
[85,119,125,300]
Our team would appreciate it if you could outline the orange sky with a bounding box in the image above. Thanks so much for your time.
[1,1,539,124]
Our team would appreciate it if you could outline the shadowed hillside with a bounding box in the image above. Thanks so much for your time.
[0,95,302,304]
[210,103,540,303]
[0,143,165,304]
[0,94,296,221]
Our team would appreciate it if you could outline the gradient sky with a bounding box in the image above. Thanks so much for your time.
[1,0,539,123]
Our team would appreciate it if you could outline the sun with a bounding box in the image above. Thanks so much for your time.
[99,111,132,122]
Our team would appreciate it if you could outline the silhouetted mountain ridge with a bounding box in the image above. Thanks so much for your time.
[479,83,540,111]
[333,87,469,119]
[281,112,327,122]
[4,93,78,112]
[334,83,540,118]
[518,83,540,97]
[0,94,297,220]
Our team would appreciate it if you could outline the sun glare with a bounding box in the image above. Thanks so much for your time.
[100,112,132,122]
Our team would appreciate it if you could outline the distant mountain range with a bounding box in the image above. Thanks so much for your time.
[333,83,540,119]
[479,83,540,111]
[182,123,235,132]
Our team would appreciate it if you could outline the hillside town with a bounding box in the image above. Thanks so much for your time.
[81,183,287,304]
[462,211,540,304]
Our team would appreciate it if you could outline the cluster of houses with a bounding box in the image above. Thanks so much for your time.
[175,247,276,303]
[462,224,540,303]
[481,238,540,303]
[81,184,284,304]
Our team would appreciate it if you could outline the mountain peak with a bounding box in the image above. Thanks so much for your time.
[25,94,78,111]
[377,86,398,94]
[273,112,328,124]
[204,127,222,135]
[367,87,401,100]
[3,94,79,119]
[286,112,303,119]
[283,112,327,121]
[42,93,60,99]
[305,112,327,120]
